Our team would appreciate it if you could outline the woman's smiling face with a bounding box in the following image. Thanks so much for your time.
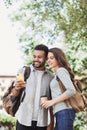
[47,52,58,70]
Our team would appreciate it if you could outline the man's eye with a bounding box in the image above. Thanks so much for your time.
[38,56,42,58]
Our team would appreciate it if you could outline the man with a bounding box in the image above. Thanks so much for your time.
[12,44,54,130]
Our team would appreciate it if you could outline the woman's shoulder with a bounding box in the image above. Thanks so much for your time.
[57,67,69,77]
[57,67,68,73]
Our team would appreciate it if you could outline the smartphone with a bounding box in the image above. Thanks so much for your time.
[16,73,24,81]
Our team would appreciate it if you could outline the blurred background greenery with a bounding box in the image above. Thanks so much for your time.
[0,0,87,130]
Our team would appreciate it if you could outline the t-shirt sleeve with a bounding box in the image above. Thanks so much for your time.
[57,68,76,97]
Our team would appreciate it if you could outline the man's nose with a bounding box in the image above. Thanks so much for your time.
[34,57,39,61]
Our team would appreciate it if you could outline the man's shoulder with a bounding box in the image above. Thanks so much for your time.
[45,69,54,78]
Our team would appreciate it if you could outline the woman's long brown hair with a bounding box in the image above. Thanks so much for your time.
[49,48,75,82]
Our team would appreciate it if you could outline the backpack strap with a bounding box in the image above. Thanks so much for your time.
[20,66,31,102]
[56,76,69,108]
[24,66,31,81]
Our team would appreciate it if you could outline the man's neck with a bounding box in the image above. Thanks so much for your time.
[33,65,45,71]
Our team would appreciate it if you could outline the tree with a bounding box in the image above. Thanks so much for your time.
[6,0,87,75]
[3,0,87,129]
[4,0,87,88]
[4,0,87,83]
[56,1,87,89]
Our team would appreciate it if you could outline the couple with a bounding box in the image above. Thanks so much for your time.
[13,44,76,130]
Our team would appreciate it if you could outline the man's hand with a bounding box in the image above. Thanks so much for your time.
[15,80,26,90]
[12,80,26,96]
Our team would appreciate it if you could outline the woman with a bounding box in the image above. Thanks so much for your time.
[41,48,76,130]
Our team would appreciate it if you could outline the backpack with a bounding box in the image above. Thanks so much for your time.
[56,76,87,113]
[2,66,31,116]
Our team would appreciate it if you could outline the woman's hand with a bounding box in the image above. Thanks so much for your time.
[41,100,55,109]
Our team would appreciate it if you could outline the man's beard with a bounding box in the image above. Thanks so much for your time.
[33,61,45,68]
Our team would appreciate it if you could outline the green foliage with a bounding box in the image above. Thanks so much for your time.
[74,111,87,130]
[3,1,87,128]
[54,0,87,76]
[0,114,16,130]
[3,0,15,8]
[6,0,87,74]
[65,41,87,75]
[4,0,87,91]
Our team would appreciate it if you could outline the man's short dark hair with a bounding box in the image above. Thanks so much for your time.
[34,44,48,57]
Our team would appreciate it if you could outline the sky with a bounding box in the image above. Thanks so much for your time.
[0,0,23,75]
